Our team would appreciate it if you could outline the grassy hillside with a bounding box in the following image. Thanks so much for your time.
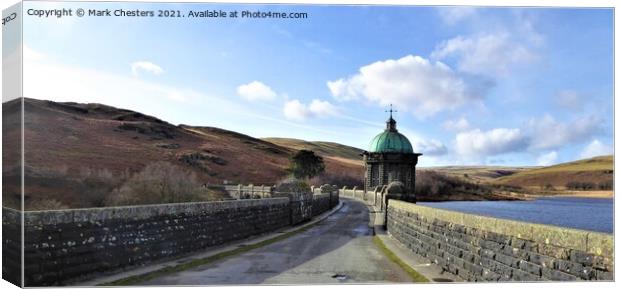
[262,137,364,164]
[420,166,534,183]
[2,98,362,209]
[494,155,613,189]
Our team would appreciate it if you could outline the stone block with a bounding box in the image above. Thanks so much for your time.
[527,252,555,269]
[480,249,495,259]
[592,255,613,271]
[481,257,513,277]
[518,260,542,276]
[485,231,511,244]
[541,267,578,281]
[495,252,521,268]
[463,261,484,276]
[480,239,504,251]
[512,268,543,281]
[556,259,591,279]
[569,249,594,266]
[593,269,614,281]
[482,268,501,281]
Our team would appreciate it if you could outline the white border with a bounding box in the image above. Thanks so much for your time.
[1,1,617,289]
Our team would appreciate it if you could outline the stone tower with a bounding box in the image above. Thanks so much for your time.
[362,110,421,202]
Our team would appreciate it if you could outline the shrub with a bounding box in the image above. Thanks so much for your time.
[275,177,311,193]
[565,181,596,190]
[287,150,325,179]
[415,170,492,197]
[598,180,613,190]
[105,161,206,206]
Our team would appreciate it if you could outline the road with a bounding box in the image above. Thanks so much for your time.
[142,199,413,285]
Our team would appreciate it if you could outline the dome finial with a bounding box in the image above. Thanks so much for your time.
[386,104,397,119]
[385,104,398,131]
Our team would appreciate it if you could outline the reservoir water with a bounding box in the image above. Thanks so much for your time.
[418,197,613,233]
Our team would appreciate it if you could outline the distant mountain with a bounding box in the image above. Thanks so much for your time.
[1,98,361,209]
[3,98,611,210]
[493,155,613,189]
[420,166,535,183]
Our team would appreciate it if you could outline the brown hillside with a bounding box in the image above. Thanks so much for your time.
[420,166,534,183]
[494,155,613,189]
[1,98,362,209]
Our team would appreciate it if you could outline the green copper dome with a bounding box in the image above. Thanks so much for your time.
[368,116,414,154]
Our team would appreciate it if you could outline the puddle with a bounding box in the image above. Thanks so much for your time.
[331,274,348,281]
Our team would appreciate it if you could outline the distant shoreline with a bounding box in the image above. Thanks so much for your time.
[531,190,614,199]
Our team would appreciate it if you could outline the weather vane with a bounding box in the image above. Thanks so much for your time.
[385,104,397,118]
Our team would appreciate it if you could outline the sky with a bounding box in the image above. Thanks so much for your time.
[14,2,614,167]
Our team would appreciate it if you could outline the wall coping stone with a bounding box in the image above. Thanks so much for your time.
[18,198,290,226]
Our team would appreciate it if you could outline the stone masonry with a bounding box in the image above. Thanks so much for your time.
[387,200,614,282]
[2,188,339,286]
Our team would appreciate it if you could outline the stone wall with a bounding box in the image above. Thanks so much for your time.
[2,208,22,287]
[22,199,290,286]
[218,184,274,199]
[4,188,340,286]
[339,186,384,209]
[387,200,614,282]
[312,194,331,217]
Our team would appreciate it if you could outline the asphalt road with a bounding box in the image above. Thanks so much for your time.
[142,199,413,285]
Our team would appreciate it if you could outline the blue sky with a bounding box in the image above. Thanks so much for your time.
[19,2,613,166]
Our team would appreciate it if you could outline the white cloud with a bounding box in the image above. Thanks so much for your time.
[527,114,603,150]
[555,90,583,110]
[327,55,486,118]
[580,140,612,159]
[283,100,310,121]
[450,113,606,161]
[432,32,537,77]
[437,7,477,25]
[455,128,528,157]
[536,151,558,166]
[236,81,277,101]
[442,117,471,132]
[283,99,338,121]
[23,47,206,109]
[412,138,448,156]
[131,61,164,76]
[309,99,338,116]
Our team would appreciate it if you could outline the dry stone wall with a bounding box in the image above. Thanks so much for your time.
[312,194,331,216]
[21,199,290,286]
[3,188,340,287]
[387,201,614,282]
[2,208,22,287]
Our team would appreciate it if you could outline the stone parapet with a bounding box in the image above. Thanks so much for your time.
[387,200,614,282]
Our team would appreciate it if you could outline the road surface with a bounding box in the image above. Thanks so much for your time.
[142,199,413,285]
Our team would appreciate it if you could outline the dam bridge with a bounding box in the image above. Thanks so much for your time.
[3,184,614,286]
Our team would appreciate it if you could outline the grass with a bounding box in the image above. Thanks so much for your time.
[495,155,613,184]
[99,222,319,286]
[372,236,430,283]
[263,137,364,160]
